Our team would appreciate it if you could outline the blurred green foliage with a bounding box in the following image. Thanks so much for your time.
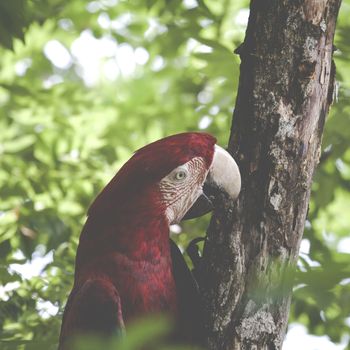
[64,316,198,350]
[0,0,349,349]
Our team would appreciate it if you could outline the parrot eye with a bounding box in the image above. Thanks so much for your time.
[174,169,187,181]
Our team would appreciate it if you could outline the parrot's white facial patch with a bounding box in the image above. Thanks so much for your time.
[159,157,208,225]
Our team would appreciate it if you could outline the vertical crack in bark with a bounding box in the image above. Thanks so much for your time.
[200,0,342,349]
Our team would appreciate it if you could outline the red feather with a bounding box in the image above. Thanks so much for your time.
[58,132,216,349]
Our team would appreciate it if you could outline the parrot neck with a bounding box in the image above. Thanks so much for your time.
[75,211,172,271]
[73,212,178,322]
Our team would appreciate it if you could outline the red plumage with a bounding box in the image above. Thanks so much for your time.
[58,132,216,349]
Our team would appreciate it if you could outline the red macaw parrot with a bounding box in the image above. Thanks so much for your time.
[58,132,241,349]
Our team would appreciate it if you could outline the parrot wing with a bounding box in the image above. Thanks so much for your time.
[58,278,125,350]
[170,239,205,345]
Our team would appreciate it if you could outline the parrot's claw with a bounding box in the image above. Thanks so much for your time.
[186,237,206,285]
[186,237,205,268]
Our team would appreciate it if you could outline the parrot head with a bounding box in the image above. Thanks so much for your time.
[88,132,241,226]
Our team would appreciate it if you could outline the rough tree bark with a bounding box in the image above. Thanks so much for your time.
[200,1,342,349]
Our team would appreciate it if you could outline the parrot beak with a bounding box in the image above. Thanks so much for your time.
[183,145,241,220]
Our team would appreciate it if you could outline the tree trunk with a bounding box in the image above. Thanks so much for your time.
[200,1,342,349]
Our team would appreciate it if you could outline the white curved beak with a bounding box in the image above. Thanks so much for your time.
[182,144,241,221]
[207,144,241,200]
